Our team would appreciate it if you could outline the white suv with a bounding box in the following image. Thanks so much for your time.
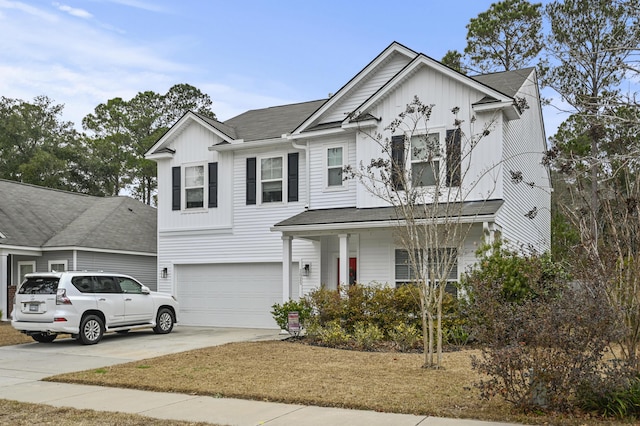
[11,271,179,345]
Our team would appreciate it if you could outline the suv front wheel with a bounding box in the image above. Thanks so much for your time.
[153,308,174,334]
[79,314,104,345]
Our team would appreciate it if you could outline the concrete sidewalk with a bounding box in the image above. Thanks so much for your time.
[0,326,525,426]
[0,380,522,426]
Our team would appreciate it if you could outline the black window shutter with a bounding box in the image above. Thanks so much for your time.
[246,157,256,205]
[208,162,218,208]
[446,129,461,186]
[171,166,181,210]
[391,135,405,190]
[287,152,299,202]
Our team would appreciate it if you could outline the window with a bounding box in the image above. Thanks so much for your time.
[261,157,283,203]
[411,133,440,187]
[17,261,35,285]
[327,146,344,187]
[395,248,458,295]
[117,277,143,294]
[184,165,204,208]
[48,260,67,272]
[395,249,421,284]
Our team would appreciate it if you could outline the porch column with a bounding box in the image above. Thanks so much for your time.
[338,233,349,288]
[282,235,293,303]
[0,252,7,321]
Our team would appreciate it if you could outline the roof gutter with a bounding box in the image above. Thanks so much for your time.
[271,213,498,233]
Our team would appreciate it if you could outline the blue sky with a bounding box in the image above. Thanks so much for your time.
[0,0,564,136]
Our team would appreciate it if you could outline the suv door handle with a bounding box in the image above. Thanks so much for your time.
[125,298,132,301]
[98,298,106,301]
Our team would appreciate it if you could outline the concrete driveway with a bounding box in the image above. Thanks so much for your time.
[0,325,282,384]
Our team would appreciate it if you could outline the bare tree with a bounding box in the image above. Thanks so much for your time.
[345,97,510,368]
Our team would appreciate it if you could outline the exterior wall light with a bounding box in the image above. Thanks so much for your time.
[161,267,168,279]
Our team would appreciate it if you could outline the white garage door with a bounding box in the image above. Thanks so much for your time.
[176,263,282,328]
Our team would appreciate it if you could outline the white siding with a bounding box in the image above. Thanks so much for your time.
[322,52,412,123]
[76,252,157,290]
[156,121,232,231]
[307,134,357,209]
[355,66,505,209]
[496,73,551,252]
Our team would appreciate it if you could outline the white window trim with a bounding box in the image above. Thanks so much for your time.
[407,128,446,189]
[48,260,68,272]
[258,155,285,205]
[17,260,36,285]
[324,143,347,191]
[183,162,207,211]
[393,247,459,286]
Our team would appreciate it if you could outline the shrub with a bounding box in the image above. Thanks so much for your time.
[270,299,311,332]
[318,320,351,347]
[578,372,640,418]
[464,241,626,412]
[388,322,421,352]
[353,322,384,351]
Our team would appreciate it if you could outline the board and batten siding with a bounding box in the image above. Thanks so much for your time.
[355,66,506,208]
[322,52,413,123]
[496,73,551,253]
[156,121,232,231]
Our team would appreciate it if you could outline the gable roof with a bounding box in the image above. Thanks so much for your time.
[146,42,537,157]
[471,67,535,98]
[0,179,156,254]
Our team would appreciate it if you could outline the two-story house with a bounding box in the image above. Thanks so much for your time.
[145,42,550,329]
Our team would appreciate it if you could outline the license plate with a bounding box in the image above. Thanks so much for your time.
[29,303,39,312]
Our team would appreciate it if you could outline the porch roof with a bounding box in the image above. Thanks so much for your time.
[273,199,503,232]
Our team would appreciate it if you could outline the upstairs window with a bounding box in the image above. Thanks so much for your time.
[185,165,205,208]
[411,133,440,187]
[327,146,344,187]
[261,157,283,203]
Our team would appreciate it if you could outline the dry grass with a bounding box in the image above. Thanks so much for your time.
[0,399,217,425]
[0,323,631,425]
[47,341,630,425]
[0,322,33,346]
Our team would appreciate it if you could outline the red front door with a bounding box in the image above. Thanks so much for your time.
[337,257,357,287]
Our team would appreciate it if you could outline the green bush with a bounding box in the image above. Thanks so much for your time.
[353,322,384,351]
[388,322,421,352]
[578,374,640,418]
[318,320,351,347]
[270,299,311,332]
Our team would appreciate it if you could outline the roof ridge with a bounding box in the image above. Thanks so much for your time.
[0,178,93,198]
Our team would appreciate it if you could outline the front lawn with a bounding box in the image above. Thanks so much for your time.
[0,323,629,425]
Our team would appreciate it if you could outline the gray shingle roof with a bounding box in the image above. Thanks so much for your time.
[274,199,504,228]
[0,179,156,253]
[471,67,535,98]
[222,100,326,141]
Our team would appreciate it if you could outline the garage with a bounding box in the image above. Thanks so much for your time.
[175,263,283,328]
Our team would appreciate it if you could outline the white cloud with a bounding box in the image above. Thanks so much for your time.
[52,2,92,19]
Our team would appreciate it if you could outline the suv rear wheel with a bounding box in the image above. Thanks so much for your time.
[79,314,104,345]
[153,308,174,334]
[31,333,56,343]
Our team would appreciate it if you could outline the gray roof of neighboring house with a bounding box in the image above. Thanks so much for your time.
[0,179,157,254]
[274,199,504,229]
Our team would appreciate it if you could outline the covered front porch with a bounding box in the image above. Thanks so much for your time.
[273,200,504,302]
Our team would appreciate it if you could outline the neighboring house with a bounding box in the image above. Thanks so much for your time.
[145,42,550,329]
[0,179,157,320]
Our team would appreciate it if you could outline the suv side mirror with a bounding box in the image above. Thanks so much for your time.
[141,285,151,295]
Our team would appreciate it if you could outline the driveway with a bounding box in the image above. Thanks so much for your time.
[0,325,282,385]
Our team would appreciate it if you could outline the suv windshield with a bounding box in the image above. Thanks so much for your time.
[18,277,59,294]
